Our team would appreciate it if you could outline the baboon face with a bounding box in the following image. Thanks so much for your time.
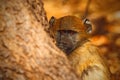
[55,30,80,54]
[49,16,92,54]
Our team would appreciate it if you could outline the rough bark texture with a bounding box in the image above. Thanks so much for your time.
[0,0,81,80]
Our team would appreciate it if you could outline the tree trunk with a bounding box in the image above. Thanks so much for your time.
[0,0,81,80]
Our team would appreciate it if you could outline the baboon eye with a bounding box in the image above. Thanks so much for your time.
[83,18,92,34]
[69,30,77,35]
[58,30,77,35]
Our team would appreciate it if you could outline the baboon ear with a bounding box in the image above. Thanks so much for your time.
[83,18,92,34]
[49,16,56,27]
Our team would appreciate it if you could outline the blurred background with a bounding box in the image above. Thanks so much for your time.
[43,0,120,79]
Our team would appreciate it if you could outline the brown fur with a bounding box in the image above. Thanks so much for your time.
[49,16,111,80]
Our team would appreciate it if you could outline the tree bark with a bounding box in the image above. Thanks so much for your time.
[0,0,81,80]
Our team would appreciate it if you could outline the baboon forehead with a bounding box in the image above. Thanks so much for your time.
[54,16,86,32]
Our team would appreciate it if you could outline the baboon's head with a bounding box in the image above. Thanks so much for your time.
[49,16,92,54]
